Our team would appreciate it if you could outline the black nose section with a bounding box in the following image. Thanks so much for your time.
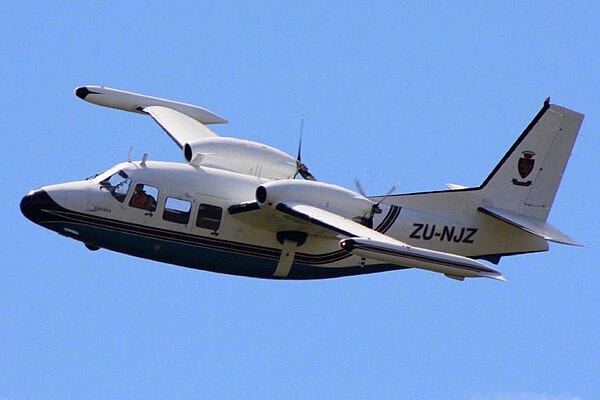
[20,189,57,224]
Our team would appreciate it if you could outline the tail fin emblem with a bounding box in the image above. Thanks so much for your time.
[512,150,536,186]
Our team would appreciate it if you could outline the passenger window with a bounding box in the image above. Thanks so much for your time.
[129,184,159,212]
[196,204,223,231]
[163,197,191,224]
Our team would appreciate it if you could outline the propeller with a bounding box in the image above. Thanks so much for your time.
[354,178,398,226]
[295,114,317,181]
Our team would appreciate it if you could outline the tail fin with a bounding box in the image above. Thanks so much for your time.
[479,99,584,222]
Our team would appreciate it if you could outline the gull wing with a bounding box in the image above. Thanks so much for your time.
[75,85,224,147]
[76,85,298,180]
[230,201,505,281]
[142,106,218,148]
[75,85,227,123]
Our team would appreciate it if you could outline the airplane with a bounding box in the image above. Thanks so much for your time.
[20,86,584,282]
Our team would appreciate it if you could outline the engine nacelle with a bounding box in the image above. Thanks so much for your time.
[256,180,374,220]
[184,137,297,180]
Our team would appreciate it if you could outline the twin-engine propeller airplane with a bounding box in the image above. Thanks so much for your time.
[21,86,584,281]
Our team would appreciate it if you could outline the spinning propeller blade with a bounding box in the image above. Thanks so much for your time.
[295,114,316,181]
[354,178,367,197]
[379,182,399,204]
[354,179,398,218]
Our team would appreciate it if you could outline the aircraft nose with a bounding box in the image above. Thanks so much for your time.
[20,189,56,224]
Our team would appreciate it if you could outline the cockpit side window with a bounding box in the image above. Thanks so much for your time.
[100,170,129,191]
[129,184,159,212]
[111,178,131,202]
[100,170,131,203]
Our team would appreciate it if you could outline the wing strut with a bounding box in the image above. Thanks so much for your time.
[273,232,307,278]
[274,239,298,278]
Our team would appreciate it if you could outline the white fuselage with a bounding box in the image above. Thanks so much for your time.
[28,161,405,279]
[22,159,547,280]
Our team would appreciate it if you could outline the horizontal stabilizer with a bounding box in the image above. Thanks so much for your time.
[478,206,581,246]
[75,85,227,124]
[446,183,469,190]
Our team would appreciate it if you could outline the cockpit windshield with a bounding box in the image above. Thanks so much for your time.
[100,170,129,190]
[85,173,100,181]
[100,170,131,202]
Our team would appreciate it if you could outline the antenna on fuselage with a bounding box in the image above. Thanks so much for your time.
[141,152,148,166]
[128,146,133,162]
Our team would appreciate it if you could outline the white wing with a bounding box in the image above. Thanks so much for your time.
[232,200,506,281]
[75,85,298,180]
[143,105,218,148]
[75,85,227,123]
[75,85,224,147]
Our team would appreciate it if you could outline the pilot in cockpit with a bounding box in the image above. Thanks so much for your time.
[130,184,156,211]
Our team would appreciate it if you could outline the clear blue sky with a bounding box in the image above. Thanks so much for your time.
[2,2,598,399]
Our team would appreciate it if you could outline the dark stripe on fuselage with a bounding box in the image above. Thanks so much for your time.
[44,208,355,265]
[375,205,401,234]
[31,195,407,278]
[41,199,403,265]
